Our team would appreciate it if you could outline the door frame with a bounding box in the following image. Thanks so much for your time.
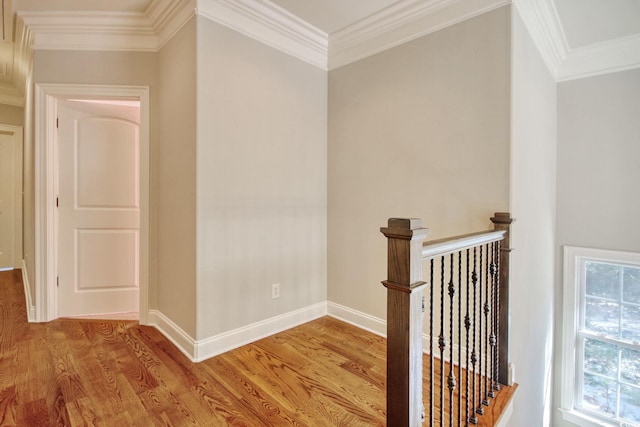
[0,124,23,270]
[35,83,150,323]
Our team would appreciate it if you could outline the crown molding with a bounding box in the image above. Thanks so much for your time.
[0,16,32,107]
[195,0,328,69]
[18,11,158,51]
[16,0,195,52]
[147,0,196,49]
[513,0,567,78]
[329,0,511,70]
[557,33,640,82]
[514,0,640,82]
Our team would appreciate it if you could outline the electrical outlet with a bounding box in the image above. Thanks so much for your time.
[271,283,280,299]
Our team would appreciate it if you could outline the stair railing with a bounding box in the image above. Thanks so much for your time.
[381,213,513,426]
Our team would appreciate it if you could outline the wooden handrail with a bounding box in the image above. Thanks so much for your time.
[422,230,506,259]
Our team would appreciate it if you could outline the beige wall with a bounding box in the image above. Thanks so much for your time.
[510,6,557,427]
[157,17,197,336]
[195,17,327,339]
[0,104,24,126]
[328,7,510,320]
[553,68,640,427]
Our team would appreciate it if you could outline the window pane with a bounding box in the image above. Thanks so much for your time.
[584,338,618,378]
[586,298,620,337]
[621,347,640,384]
[622,304,640,343]
[586,261,620,300]
[620,384,640,424]
[624,266,640,304]
[582,373,616,416]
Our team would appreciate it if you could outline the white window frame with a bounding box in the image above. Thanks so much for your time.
[560,246,640,427]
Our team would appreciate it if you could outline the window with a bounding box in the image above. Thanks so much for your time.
[561,247,640,427]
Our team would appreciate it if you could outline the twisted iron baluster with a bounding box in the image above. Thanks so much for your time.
[476,246,485,416]
[457,251,463,426]
[439,257,446,426]
[430,259,435,427]
[493,241,502,394]
[470,248,478,425]
[448,254,456,427]
[465,249,471,426]
[489,242,498,398]
[483,244,490,408]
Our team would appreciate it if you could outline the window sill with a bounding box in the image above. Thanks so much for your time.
[560,408,636,427]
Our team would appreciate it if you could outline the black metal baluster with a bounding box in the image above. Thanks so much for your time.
[489,242,498,399]
[464,249,471,426]
[430,259,435,427]
[448,254,456,427]
[457,251,462,426]
[470,248,478,425]
[439,257,445,426]
[476,246,485,416]
[483,244,490,408]
[493,241,502,394]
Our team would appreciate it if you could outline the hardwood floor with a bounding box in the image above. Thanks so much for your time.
[0,270,514,426]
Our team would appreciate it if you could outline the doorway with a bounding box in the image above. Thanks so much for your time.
[35,84,150,323]
[0,124,23,271]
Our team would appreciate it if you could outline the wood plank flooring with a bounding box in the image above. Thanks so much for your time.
[0,270,515,426]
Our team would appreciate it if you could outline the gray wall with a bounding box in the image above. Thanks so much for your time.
[195,17,328,339]
[553,68,640,426]
[510,6,558,427]
[328,7,510,320]
[556,69,640,253]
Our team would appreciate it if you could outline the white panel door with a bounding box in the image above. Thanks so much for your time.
[0,129,19,270]
[57,100,140,317]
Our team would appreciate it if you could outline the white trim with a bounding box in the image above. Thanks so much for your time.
[34,84,150,325]
[147,0,196,49]
[147,309,198,360]
[149,302,328,362]
[17,0,195,52]
[195,0,328,70]
[327,301,386,337]
[22,259,36,322]
[513,0,567,79]
[19,11,158,52]
[194,302,327,362]
[329,0,511,70]
[557,34,640,82]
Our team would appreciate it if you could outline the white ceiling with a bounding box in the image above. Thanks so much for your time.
[554,0,640,49]
[1,0,639,106]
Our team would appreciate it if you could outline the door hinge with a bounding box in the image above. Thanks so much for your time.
[56,197,59,207]
[57,277,59,287]
[56,118,59,128]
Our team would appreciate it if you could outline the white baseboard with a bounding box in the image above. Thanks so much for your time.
[147,309,197,360]
[21,260,36,322]
[327,301,386,337]
[327,301,478,367]
[149,301,328,363]
[194,302,327,362]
